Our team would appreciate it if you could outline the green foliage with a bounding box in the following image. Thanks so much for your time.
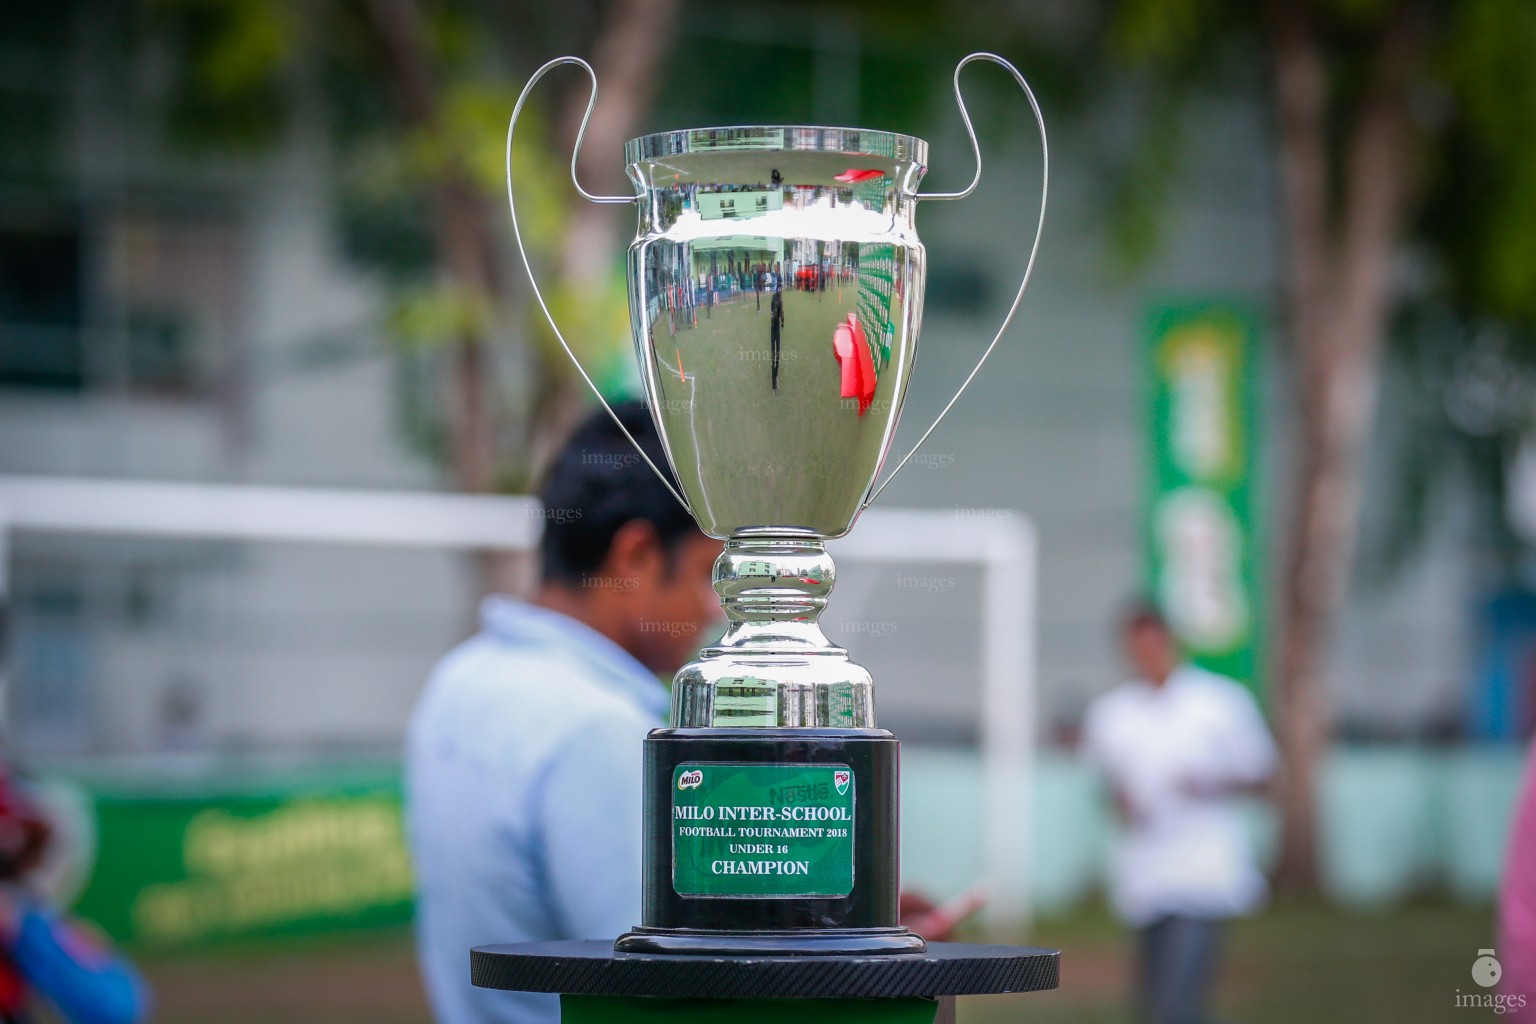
[193,0,296,98]
[126,0,1536,527]
[1435,0,1536,323]
[1101,82,1192,275]
[332,79,531,282]
[1091,0,1536,574]
[1099,0,1536,329]
[1111,0,1224,63]
[1392,0,1536,577]
[141,0,534,295]
[135,0,605,482]
[539,276,631,391]
[1094,0,1260,272]
[146,0,300,153]
[385,285,495,352]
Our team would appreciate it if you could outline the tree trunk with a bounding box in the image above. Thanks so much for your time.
[368,0,680,596]
[1266,1,1420,893]
[365,0,512,598]
[364,0,501,495]
[525,0,681,478]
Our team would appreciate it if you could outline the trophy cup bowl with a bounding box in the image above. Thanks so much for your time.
[507,54,1047,956]
[628,127,926,541]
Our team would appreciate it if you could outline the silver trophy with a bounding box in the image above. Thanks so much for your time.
[508,53,1046,733]
[507,52,1046,954]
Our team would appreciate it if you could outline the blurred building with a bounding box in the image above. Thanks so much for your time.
[0,5,472,758]
[0,5,1474,764]
[0,2,1517,946]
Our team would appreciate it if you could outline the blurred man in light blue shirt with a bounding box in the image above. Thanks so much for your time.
[406,403,720,1024]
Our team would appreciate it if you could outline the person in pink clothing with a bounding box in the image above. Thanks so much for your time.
[1499,744,1536,1018]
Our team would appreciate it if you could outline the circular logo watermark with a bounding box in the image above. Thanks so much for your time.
[1456,948,1525,1015]
[1473,949,1502,989]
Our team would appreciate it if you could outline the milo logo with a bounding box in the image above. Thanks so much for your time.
[678,769,704,790]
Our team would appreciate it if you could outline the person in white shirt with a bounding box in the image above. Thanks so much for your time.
[1081,603,1278,1024]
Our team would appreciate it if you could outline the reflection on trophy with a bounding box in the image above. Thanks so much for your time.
[505,53,1047,957]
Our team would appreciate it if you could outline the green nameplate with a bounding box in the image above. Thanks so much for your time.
[672,762,855,898]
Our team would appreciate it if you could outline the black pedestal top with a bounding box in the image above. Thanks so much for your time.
[470,939,1060,1000]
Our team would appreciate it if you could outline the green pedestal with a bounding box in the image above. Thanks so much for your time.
[563,995,939,1024]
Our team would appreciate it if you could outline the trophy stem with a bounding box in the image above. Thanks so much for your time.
[670,537,876,729]
[716,535,835,639]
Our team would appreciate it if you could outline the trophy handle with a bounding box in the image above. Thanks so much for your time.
[506,56,692,512]
[864,52,1049,508]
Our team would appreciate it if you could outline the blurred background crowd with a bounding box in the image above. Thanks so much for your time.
[1,0,1534,1021]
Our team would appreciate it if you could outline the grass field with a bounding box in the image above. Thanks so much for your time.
[135,900,1493,1023]
[967,900,1495,1024]
[648,283,913,536]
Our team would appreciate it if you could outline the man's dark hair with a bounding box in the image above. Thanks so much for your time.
[537,401,696,586]
[1120,598,1169,635]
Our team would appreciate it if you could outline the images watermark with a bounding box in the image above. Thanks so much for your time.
[527,506,583,525]
[581,450,644,469]
[639,619,701,639]
[581,574,640,593]
[839,397,896,414]
[836,620,899,638]
[737,349,800,362]
[895,573,955,594]
[954,506,1014,521]
[651,397,694,415]
[738,451,860,480]
[1455,948,1526,1015]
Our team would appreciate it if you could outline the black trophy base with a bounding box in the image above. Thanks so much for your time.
[631,727,920,955]
[472,938,1061,999]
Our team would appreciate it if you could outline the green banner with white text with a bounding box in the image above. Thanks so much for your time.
[68,769,413,947]
[1145,302,1261,691]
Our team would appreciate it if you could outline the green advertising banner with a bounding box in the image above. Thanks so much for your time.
[70,772,413,947]
[1145,302,1261,690]
[671,763,854,898]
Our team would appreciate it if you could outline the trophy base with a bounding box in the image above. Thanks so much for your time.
[629,728,920,955]
[475,937,1062,1000]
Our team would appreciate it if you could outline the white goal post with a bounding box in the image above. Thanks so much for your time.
[0,475,1038,931]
